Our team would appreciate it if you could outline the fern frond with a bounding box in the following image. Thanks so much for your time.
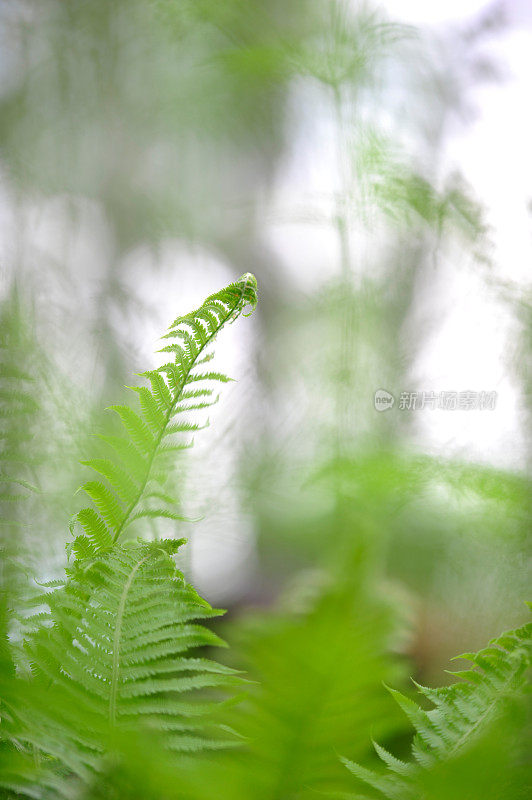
[344,615,532,799]
[6,539,242,796]
[71,273,257,556]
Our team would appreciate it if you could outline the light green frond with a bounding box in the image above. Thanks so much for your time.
[70,274,257,553]
[345,615,532,799]
[15,539,242,794]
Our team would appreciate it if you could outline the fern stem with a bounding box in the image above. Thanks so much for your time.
[109,553,149,725]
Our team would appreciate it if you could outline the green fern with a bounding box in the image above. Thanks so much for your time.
[343,614,532,799]
[2,541,243,799]
[19,541,241,760]
[70,272,257,558]
[0,275,257,799]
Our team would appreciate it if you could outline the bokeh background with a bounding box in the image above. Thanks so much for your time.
[0,0,530,724]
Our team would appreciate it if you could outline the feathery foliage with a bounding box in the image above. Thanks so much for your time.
[0,275,257,799]
[18,540,241,763]
[343,613,532,799]
[70,272,257,558]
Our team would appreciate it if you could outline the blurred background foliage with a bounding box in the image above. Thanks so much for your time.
[0,0,530,798]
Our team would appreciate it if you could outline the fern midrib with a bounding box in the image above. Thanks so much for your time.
[111,287,247,544]
[109,553,149,725]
